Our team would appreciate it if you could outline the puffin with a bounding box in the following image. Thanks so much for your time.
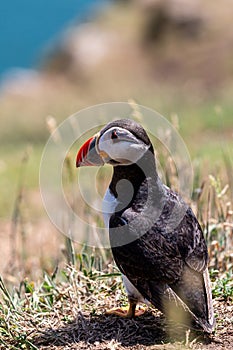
[76,119,215,333]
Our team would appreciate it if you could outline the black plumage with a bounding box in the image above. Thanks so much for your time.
[106,119,214,332]
[76,118,215,333]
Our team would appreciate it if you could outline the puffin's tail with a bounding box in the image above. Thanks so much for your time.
[146,269,215,333]
[162,284,215,333]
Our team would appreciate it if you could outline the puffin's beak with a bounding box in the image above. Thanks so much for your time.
[76,134,104,167]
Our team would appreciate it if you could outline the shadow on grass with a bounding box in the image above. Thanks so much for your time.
[34,311,166,347]
[33,311,209,348]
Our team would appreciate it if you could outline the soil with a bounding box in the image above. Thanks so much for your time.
[34,298,232,350]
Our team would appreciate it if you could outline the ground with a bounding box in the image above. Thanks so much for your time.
[1,265,232,350]
[30,298,233,350]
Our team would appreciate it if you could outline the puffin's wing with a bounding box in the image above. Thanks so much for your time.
[110,213,184,283]
[173,208,215,331]
[177,207,208,272]
[109,210,215,333]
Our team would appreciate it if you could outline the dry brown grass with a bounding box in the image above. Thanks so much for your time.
[0,262,232,350]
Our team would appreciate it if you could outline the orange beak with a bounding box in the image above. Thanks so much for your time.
[76,135,104,167]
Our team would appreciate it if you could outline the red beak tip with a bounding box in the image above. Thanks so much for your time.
[76,135,96,168]
[76,153,82,167]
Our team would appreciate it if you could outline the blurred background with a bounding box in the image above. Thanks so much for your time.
[0,0,232,283]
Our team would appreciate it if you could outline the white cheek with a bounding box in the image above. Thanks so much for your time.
[126,143,150,163]
[99,139,149,164]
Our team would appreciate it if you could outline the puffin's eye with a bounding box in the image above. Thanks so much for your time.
[111,130,118,140]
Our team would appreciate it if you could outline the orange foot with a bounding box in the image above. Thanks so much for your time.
[106,304,146,318]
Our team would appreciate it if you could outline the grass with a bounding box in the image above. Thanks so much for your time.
[0,251,232,349]
[0,253,123,349]
[211,270,233,300]
[0,143,44,218]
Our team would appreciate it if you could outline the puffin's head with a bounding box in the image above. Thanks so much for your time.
[76,119,153,168]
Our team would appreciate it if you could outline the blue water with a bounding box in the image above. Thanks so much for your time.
[0,0,111,78]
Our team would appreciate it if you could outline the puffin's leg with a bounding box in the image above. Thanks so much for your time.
[106,298,146,318]
[127,298,137,317]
